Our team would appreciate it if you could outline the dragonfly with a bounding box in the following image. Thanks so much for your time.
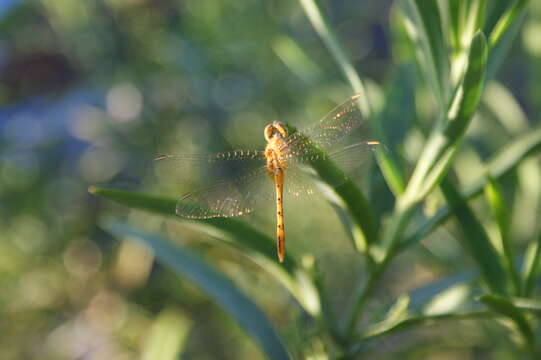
[155,94,381,263]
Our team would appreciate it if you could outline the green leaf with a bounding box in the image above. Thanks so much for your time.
[368,65,415,216]
[297,0,405,197]
[372,65,417,196]
[448,0,487,86]
[522,231,541,296]
[402,31,487,207]
[397,0,450,106]
[449,1,486,51]
[339,30,488,346]
[488,0,529,49]
[486,11,525,83]
[484,0,516,36]
[357,310,490,343]
[353,274,483,345]
[89,186,287,262]
[440,178,507,295]
[473,0,488,36]
[478,294,535,351]
[483,177,510,238]
[484,176,520,294]
[403,126,541,249]
[283,127,378,253]
[88,186,321,316]
[448,0,463,51]
[443,31,487,142]
[269,5,391,256]
[297,0,368,109]
[510,297,541,314]
[141,308,192,360]
[484,1,528,83]
[103,220,292,360]
[358,295,411,339]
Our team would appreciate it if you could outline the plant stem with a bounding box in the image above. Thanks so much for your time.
[342,203,417,340]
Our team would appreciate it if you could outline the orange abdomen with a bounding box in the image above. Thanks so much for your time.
[274,169,285,263]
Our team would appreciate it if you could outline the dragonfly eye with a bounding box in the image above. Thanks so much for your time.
[264,122,288,141]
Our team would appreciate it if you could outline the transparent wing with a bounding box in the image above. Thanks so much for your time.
[154,94,380,217]
[155,149,264,164]
[281,94,381,189]
[284,165,320,198]
[280,141,380,195]
[154,150,266,185]
[288,94,366,151]
[175,166,275,219]
[326,141,381,174]
[154,150,271,218]
[283,93,379,172]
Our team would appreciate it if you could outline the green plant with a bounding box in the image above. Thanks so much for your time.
[91,0,541,358]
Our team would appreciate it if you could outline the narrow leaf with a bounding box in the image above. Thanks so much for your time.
[511,297,541,313]
[355,274,484,344]
[413,0,450,99]
[409,271,476,310]
[478,294,535,351]
[440,178,507,295]
[448,0,463,51]
[88,186,321,315]
[358,310,491,342]
[443,31,487,142]
[284,128,378,251]
[397,0,450,106]
[358,295,411,339]
[298,0,405,197]
[403,31,487,206]
[103,221,291,360]
[141,308,192,360]
[484,0,515,36]
[488,0,529,49]
[486,12,525,83]
[403,126,541,249]
[89,186,291,265]
[522,231,541,296]
[484,176,520,294]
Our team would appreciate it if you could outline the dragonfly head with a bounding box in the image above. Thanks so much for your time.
[264,122,288,142]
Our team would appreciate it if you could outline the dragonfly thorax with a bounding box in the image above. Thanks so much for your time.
[264,122,288,174]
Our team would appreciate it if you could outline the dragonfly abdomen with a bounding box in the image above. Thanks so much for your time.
[274,168,285,263]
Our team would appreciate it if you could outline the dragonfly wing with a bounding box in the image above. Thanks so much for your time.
[290,94,366,150]
[175,166,274,219]
[283,140,381,188]
[283,165,320,198]
[326,141,381,174]
[283,94,381,187]
[154,150,266,185]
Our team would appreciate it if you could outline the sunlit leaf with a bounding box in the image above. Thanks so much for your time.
[440,178,507,295]
[103,220,292,360]
[478,294,535,351]
[403,126,541,249]
[522,231,541,296]
[484,176,520,294]
[298,0,405,198]
[397,0,450,106]
[141,308,192,360]
[88,186,321,316]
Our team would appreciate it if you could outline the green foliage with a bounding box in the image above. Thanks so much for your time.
[93,0,541,355]
[91,0,541,358]
[103,220,291,360]
[2,0,541,358]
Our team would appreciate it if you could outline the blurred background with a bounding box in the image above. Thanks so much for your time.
[1,0,540,359]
